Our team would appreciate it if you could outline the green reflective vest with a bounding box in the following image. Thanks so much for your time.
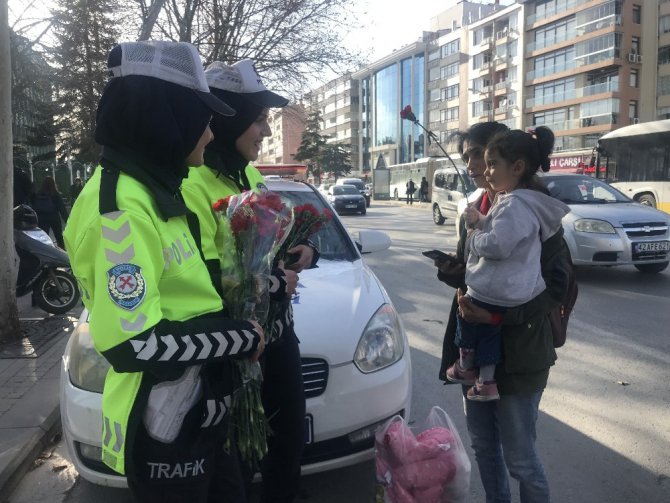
[63,168,223,474]
[181,164,266,268]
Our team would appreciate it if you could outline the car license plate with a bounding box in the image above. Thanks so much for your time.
[633,241,670,253]
[304,414,313,445]
[345,204,357,209]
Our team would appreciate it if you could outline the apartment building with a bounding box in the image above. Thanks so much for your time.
[466,2,525,131]
[256,104,306,165]
[309,0,666,176]
[521,0,647,167]
[351,1,501,171]
[303,74,361,173]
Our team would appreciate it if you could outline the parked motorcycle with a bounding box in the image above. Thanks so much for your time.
[14,205,80,315]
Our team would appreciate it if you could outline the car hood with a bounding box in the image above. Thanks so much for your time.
[291,259,387,365]
[566,202,669,225]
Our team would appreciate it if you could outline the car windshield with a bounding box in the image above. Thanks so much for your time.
[276,188,358,261]
[333,185,359,195]
[543,175,631,204]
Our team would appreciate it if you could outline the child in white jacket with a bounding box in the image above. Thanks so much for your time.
[446,126,570,400]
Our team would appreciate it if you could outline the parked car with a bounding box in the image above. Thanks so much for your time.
[431,167,477,225]
[336,178,371,207]
[456,174,670,273]
[327,184,367,215]
[60,181,411,487]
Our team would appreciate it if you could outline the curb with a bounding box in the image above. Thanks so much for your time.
[0,406,61,499]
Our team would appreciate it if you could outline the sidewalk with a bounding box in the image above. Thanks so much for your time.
[0,296,81,497]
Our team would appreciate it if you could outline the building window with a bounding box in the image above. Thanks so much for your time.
[660,15,670,35]
[659,75,670,95]
[630,68,639,87]
[629,101,638,122]
[441,39,460,58]
[440,106,459,122]
[631,36,640,54]
[632,5,641,24]
[441,62,459,79]
[443,84,459,101]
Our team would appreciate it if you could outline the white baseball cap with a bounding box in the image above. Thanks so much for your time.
[204,59,289,108]
[108,41,235,116]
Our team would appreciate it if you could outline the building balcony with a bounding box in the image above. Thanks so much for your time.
[479,36,493,47]
[478,61,492,74]
[538,113,618,134]
[526,59,577,81]
[526,31,574,53]
[526,0,577,26]
[525,81,619,108]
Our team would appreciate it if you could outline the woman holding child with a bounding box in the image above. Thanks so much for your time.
[435,122,572,503]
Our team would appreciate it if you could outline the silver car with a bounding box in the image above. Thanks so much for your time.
[543,174,670,273]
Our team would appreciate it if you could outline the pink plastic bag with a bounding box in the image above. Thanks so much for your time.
[375,406,471,503]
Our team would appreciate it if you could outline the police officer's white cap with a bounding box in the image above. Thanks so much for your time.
[107,41,235,116]
[204,59,289,108]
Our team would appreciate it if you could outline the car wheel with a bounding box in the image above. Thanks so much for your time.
[360,207,366,215]
[634,261,669,274]
[433,204,445,225]
[636,193,657,208]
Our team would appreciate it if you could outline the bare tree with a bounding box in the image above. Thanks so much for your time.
[127,0,364,96]
[137,0,169,40]
[0,0,22,343]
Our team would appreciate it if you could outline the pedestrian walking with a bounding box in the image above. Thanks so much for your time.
[406,178,416,204]
[419,176,429,202]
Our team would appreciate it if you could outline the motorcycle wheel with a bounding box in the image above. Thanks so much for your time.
[34,269,80,315]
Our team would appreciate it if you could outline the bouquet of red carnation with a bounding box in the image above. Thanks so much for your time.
[264,203,333,343]
[276,203,333,267]
[212,190,293,465]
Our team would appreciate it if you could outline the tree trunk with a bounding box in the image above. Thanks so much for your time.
[138,0,168,41]
[0,0,21,344]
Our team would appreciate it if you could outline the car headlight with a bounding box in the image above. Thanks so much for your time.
[354,304,404,373]
[67,323,110,393]
[573,219,616,234]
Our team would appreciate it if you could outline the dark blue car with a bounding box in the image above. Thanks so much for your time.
[327,184,366,215]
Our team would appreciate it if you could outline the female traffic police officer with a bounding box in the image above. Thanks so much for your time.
[182,59,317,503]
[63,41,264,502]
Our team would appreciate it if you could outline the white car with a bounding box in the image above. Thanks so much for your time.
[455,175,670,273]
[60,181,412,487]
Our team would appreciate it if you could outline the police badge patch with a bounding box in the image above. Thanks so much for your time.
[107,263,146,310]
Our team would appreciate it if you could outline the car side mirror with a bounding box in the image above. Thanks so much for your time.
[356,230,391,254]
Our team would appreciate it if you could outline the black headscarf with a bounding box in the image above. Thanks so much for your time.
[95,53,212,195]
[203,88,264,191]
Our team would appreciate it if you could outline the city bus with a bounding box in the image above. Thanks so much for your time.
[595,119,670,214]
[388,155,465,201]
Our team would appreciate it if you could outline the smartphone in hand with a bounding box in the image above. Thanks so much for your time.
[422,249,459,264]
